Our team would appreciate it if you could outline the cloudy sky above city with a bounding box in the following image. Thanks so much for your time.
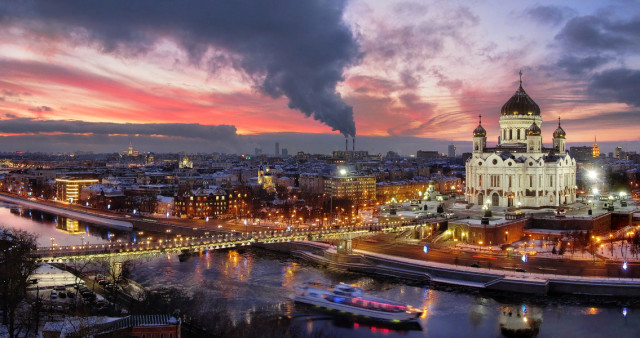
[0,0,639,155]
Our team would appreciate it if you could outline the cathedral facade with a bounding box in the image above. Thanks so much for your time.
[465,77,577,208]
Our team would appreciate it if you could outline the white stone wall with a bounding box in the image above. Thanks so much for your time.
[466,152,576,208]
[499,115,542,145]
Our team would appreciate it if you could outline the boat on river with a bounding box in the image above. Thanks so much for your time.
[294,281,422,322]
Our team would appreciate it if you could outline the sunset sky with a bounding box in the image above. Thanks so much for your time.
[0,0,639,155]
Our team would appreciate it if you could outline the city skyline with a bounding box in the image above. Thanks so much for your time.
[1,1,640,155]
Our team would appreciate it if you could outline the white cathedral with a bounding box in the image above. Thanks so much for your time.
[465,75,577,208]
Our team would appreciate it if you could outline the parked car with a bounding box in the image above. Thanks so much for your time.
[50,290,58,299]
[81,291,94,298]
[58,292,67,299]
[67,291,76,298]
[98,279,110,286]
[470,263,480,268]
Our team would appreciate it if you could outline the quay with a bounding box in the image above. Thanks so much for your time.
[261,241,640,297]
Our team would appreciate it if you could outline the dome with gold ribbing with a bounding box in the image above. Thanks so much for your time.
[553,117,566,139]
[473,114,487,137]
[501,71,540,116]
[526,122,541,136]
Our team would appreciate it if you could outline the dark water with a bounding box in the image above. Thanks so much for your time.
[1,202,639,337]
[0,202,133,246]
[130,249,640,337]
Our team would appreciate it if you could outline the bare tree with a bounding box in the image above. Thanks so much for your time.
[0,227,39,338]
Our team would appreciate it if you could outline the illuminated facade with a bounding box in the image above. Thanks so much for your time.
[174,187,249,219]
[593,137,600,158]
[257,165,276,192]
[324,175,376,204]
[174,187,228,219]
[376,181,430,203]
[55,178,100,203]
[465,75,577,208]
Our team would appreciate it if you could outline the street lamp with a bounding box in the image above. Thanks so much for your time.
[50,237,54,247]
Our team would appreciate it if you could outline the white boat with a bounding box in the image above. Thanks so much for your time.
[295,281,422,322]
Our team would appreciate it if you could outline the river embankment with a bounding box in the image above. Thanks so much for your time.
[0,194,133,229]
[257,241,640,297]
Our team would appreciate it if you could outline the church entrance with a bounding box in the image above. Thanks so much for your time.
[507,194,514,207]
[477,193,483,205]
[492,193,500,207]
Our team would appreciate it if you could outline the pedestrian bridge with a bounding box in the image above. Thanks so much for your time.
[31,222,439,263]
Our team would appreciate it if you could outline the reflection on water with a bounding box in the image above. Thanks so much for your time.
[499,305,542,337]
[1,202,638,336]
[1,202,131,246]
[129,248,640,337]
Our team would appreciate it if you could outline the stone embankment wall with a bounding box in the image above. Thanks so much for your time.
[270,241,640,297]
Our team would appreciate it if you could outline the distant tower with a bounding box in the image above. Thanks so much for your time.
[448,144,456,158]
[275,142,280,156]
[592,137,600,158]
[128,142,133,156]
[345,138,349,162]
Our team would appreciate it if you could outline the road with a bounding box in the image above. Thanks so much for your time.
[353,238,640,279]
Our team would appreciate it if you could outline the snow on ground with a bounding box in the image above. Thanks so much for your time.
[30,264,79,289]
[455,238,640,261]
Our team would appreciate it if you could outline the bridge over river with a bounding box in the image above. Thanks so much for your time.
[31,221,443,263]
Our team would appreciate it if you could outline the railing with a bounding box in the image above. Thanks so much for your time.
[31,220,443,261]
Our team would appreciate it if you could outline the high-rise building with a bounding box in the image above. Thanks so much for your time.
[569,146,593,162]
[56,177,100,204]
[592,137,600,158]
[448,144,456,158]
[282,148,288,157]
[615,146,624,159]
[275,142,280,156]
[324,174,376,204]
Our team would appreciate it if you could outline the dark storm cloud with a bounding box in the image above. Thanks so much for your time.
[555,55,608,75]
[0,0,359,137]
[588,68,640,107]
[556,15,640,53]
[523,5,575,26]
[565,110,640,127]
[0,118,238,141]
